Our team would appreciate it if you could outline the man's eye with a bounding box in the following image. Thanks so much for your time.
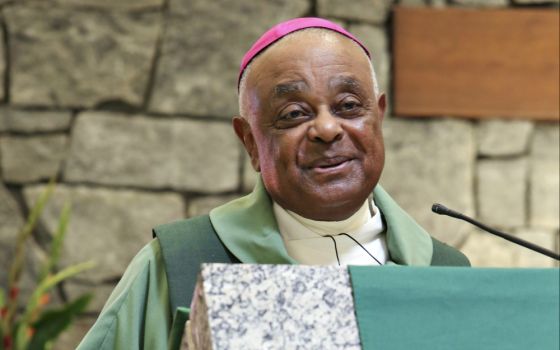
[341,100,359,111]
[280,109,305,120]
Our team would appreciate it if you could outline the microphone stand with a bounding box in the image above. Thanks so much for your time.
[432,203,560,261]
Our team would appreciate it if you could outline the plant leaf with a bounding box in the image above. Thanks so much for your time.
[27,294,92,350]
[38,201,71,282]
[5,180,56,340]
[14,321,30,350]
[22,261,95,326]
[8,180,55,288]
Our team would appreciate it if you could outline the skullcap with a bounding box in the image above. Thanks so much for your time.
[238,17,370,89]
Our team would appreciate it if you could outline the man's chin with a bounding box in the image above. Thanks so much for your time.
[294,186,372,220]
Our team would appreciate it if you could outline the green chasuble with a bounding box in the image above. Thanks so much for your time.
[77,180,468,350]
[350,266,560,350]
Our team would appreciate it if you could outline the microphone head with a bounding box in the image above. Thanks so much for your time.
[432,203,447,215]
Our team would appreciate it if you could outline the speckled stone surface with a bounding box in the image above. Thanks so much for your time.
[185,263,361,350]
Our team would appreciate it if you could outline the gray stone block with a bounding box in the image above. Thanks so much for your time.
[242,152,259,192]
[64,281,116,313]
[529,123,559,229]
[168,0,309,17]
[0,183,25,285]
[0,184,24,242]
[513,228,559,267]
[0,109,72,133]
[187,195,241,218]
[460,230,516,267]
[0,237,47,308]
[477,158,527,228]
[399,0,428,5]
[380,117,475,246]
[186,264,360,350]
[53,316,96,350]
[150,0,309,117]
[347,24,390,95]
[0,184,46,303]
[512,0,559,3]
[477,119,533,157]
[0,135,68,183]
[430,0,448,7]
[54,0,163,9]
[450,0,508,6]
[317,0,393,24]
[5,5,160,108]
[64,112,240,192]
[461,228,559,267]
[0,25,4,101]
[530,161,559,229]
[531,123,559,160]
[23,184,185,282]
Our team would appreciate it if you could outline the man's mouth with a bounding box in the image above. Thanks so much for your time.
[307,156,354,173]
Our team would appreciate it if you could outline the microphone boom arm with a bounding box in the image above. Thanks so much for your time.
[432,203,560,261]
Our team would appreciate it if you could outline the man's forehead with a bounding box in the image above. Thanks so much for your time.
[248,32,372,94]
[238,17,370,89]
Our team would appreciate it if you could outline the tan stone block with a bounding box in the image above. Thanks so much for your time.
[513,228,559,268]
[64,281,116,313]
[151,0,310,117]
[23,184,185,282]
[0,109,72,133]
[317,0,393,23]
[54,0,163,9]
[347,24,390,95]
[512,0,559,3]
[461,228,559,267]
[461,230,516,267]
[64,112,240,192]
[0,135,68,183]
[477,158,527,228]
[477,119,533,156]
[53,316,97,350]
[530,160,560,228]
[5,5,160,107]
[242,152,259,192]
[529,123,559,229]
[0,25,4,101]
[188,194,242,218]
[531,123,559,160]
[450,0,508,6]
[380,117,475,246]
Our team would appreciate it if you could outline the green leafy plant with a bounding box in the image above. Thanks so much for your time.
[0,181,95,350]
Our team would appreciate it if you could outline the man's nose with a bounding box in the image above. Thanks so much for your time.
[308,107,343,143]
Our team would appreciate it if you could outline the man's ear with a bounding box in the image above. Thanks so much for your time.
[232,116,260,172]
[376,93,387,122]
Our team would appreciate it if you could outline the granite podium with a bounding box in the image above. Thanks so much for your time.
[173,264,560,350]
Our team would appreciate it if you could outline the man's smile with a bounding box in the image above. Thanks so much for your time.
[305,156,356,174]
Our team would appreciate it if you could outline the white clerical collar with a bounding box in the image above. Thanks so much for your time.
[276,199,372,240]
[273,199,389,266]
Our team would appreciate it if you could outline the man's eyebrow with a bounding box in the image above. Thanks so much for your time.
[273,81,308,98]
[329,76,362,91]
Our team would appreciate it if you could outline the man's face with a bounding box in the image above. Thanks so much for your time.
[235,30,386,221]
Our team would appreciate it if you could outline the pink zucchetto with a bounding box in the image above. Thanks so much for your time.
[238,17,371,89]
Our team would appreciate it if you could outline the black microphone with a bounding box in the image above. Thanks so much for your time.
[432,203,560,261]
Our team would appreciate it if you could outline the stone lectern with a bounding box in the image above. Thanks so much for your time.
[182,264,360,350]
[175,264,559,350]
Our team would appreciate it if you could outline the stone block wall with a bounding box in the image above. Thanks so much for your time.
[0,0,558,348]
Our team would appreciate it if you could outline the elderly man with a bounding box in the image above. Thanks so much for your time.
[78,18,469,349]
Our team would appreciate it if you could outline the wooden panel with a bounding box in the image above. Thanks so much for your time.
[393,7,559,120]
